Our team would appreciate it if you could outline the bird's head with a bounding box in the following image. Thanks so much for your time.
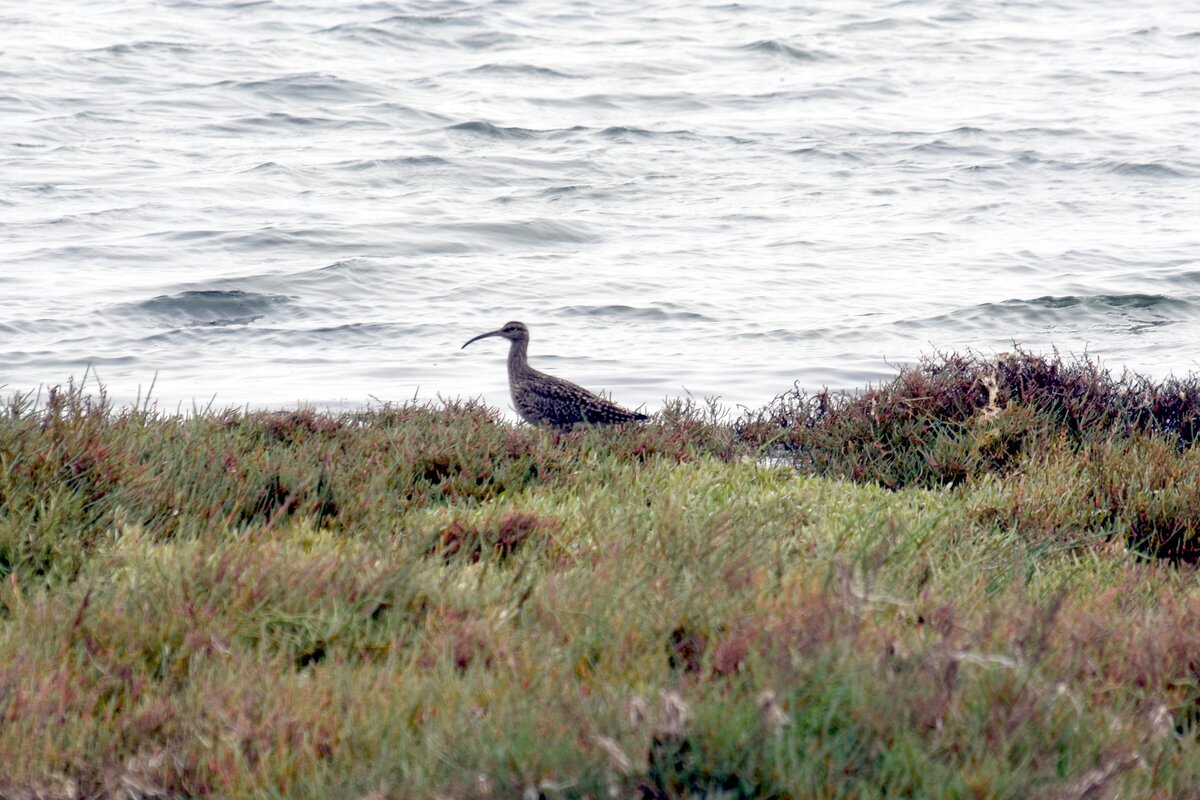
[462,320,530,349]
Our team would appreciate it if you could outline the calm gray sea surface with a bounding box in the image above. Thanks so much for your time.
[3,0,1199,414]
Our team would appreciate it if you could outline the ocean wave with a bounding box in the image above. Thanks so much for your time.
[315,23,431,48]
[333,155,452,171]
[1011,152,1196,178]
[119,290,296,328]
[277,259,399,292]
[466,63,579,79]
[245,322,404,348]
[902,294,1200,333]
[739,40,826,61]
[599,125,696,140]
[557,304,713,322]
[837,16,937,32]
[239,161,302,177]
[457,30,528,49]
[87,41,200,56]
[445,219,600,246]
[446,120,543,139]
[377,13,481,27]
[214,73,383,103]
[147,227,343,251]
[788,146,864,161]
[0,318,80,337]
[1104,161,1194,179]
[204,113,390,133]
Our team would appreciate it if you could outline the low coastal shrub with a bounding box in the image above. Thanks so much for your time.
[737,350,1200,561]
[0,387,737,586]
[969,435,1200,562]
[744,348,1200,488]
[2,356,1200,796]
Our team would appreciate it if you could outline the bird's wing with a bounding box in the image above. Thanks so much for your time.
[578,391,648,424]
[518,375,646,426]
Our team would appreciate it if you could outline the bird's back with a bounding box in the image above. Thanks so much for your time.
[512,369,648,429]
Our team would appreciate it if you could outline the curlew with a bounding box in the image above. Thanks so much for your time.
[461,321,649,429]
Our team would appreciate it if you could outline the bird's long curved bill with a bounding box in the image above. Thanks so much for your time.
[461,329,502,349]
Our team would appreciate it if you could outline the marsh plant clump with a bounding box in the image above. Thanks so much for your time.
[3,352,1200,797]
[744,349,1200,561]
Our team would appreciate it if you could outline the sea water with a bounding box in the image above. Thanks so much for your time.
[2,0,1199,414]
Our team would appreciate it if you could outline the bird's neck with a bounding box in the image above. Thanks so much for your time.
[507,338,531,380]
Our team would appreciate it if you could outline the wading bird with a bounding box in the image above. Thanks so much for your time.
[461,321,649,429]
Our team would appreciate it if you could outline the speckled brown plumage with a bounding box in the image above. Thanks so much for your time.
[462,321,649,429]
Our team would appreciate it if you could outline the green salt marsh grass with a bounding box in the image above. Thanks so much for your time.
[3,354,1200,798]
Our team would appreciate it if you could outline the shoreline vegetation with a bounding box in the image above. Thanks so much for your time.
[3,350,1200,797]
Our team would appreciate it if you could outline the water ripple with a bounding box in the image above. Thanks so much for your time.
[118,290,296,327]
[738,39,827,61]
